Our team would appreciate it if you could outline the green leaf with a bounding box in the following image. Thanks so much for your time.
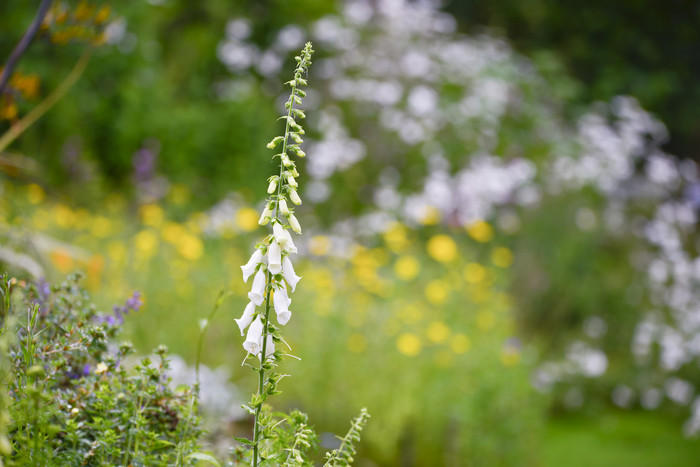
[187,452,221,466]
[232,436,254,446]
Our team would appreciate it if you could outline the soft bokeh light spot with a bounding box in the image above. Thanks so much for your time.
[27,184,45,204]
[235,207,259,232]
[427,321,451,343]
[394,255,419,280]
[464,262,486,283]
[309,235,330,256]
[347,333,367,353]
[466,220,493,243]
[427,234,457,263]
[491,247,513,268]
[477,311,496,331]
[140,203,164,227]
[424,280,449,305]
[450,334,471,354]
[397,333,422,356]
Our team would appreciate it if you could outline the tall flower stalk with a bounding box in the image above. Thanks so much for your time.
[237,42,313,467]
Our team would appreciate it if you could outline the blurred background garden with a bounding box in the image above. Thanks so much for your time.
[2,0,700,465]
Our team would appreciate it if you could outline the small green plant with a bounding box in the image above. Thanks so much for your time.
[232,42,369,466]
[0,272,204,465]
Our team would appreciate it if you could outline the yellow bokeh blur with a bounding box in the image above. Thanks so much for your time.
[396,333,422,356]
[427,234,457,263]
[27,184,45,204]
[464,262,486,284]
[450,333,471,354]
[424,280,449,305]
[347,333,367,353]
[491,247,513,268]
[466,220,493,243]
[236,207,259,232]
[140,204,164,227]
[427,321,451,343]
[394,255,419,281]
[309,235,330,256]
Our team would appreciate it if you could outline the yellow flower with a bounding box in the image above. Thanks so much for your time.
[424,280,449,305]
[309,235,330,256]
[347,333,367,353]
[491,247,513,268]
[427,234,457,263]
[427,321,451,343]
[463,262,486,284]
[396,333,422,356]
[134,230,158,259]
[383,222,411,252]
[177,233,203,261]
[476,311,495,331]
[95,362,108,375]
[394,255,420,281]
[236,207,259,232]
[26,184,45,204]
[140,204,164,227]
[450,334,471,354]
[420,206,441,225]
[466,220,493,243]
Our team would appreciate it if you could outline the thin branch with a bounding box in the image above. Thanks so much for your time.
[0,47,92,154]
[0,0,52,96]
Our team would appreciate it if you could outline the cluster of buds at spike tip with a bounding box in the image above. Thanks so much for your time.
[237,42,313,361]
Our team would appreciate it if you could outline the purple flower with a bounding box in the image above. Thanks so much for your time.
[126,292,143,312]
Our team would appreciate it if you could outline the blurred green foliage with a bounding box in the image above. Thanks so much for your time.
[446,0,700,158]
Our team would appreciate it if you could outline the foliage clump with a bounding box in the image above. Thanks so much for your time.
[0,272,203,466]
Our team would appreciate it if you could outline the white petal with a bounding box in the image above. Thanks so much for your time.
[268,241,282,275]
[241,249,263,282]
[243,316,264,355]
[273,286,291,325]
[282,256,301,291]
[248,268,266,306]
[235,301,256,336]
[288,214,302,234]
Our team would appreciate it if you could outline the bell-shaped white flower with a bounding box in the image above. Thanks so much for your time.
[235,301,256,336]
[268,240,282,275]
[243,316,264,355]
[279,199,291,215]
[248,268,267,306]
[282,256,301,292]
[258,204,273,225]
[241,248,264,282]
[288,214,302,234]
[273,285,292,325]
[273,222,297,254]
[287,174,298,188]
[289,188,302,205]
[281,153,293,167]
[267,178,278,194]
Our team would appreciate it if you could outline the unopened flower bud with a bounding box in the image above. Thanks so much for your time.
[258,204,273,225]
[281,153,293,167]
[288,214,302,234]
[279,199,291,215]
[289,188,302,205]
[287,175,298,188]
[267,179,278,194]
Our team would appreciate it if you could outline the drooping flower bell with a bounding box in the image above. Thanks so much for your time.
[235,301,256,336]
[241,248,264,282]
[248,268,266,306]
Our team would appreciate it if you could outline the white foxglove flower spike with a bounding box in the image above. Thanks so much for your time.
[258,335,275,361]
[235,301,256,335]
[282,256,301,292]
[248,268,267,306]
[268,240,282,275]
[243,316,264,355]
[241,248,264,282]
[273,286,291,325]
